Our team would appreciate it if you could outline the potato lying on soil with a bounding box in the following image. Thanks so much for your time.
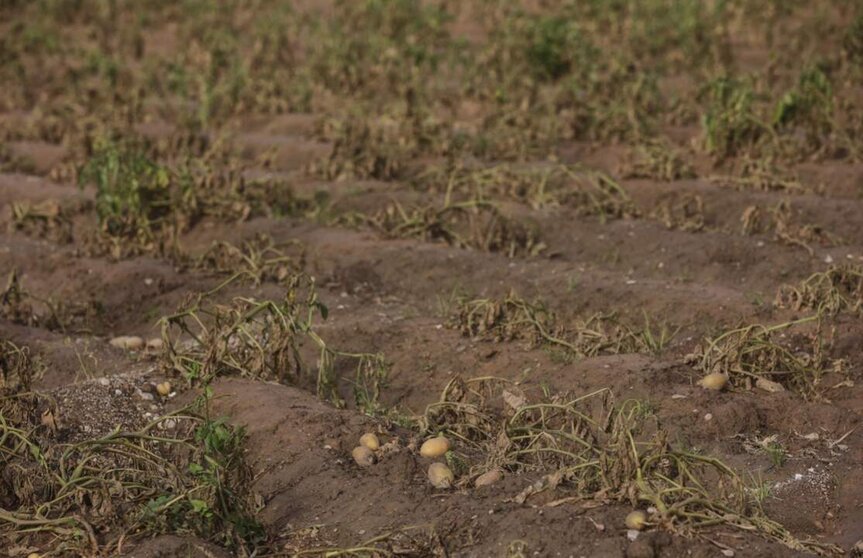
[146,338,164,351]
[156,381,172,396]
[428,462,454,488]
[699,372,728,391]
[420,435,450,458]
[110,335,145,350]
[474,469,503,487]
[625,510,648,530]
[352,446,375,467]
[360,432,380,451]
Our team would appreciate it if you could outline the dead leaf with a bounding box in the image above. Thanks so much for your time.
[41,408,58,431]
[512,469,564,505]
[502,388,527,412]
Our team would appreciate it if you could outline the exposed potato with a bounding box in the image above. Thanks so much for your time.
[625,510,647,530]
[699,372,728,391]
[146,338,164,350]
[427,462,454,488]
[110,335,145,351]
[420,435,450,458]
[352,446,375,467]
[474,469,502,487]
[156,381,172,397]
[755,377,785,393]
[359,432,380,451]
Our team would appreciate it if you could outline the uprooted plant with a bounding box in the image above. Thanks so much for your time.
[414,164,639,220]
[0,269,34,326]
[708,155,815,195]
[339,199,546,258]
[686,316,846,397]
[158,272,387,409]
[1,339,263,554]
[419,377,840,556]
[308,106,454,182]
[451,292,677,358]
[0,386,265,555]
[0,339,42,392]
[620,140,695,182]
[195,233,306,286]
[775,264,863,316]
[740,201,840,255]
[650,192,706,232]
[7,199,78,244]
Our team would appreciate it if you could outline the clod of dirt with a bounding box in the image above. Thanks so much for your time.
[352,445,375,467]
[625,539,655,558]
[474,469,503,487]
[625,510,648,530]
[156,381,172,396]
[360,432,380,451]
[427,462,454,488]
[699,372,729,391]
[420,435,450,458]
[110,335,145,350]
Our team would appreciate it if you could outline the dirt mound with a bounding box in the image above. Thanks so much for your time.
[203,379,809,557]
[2,1,863,556]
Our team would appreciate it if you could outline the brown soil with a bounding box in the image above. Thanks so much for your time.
[3,131,862,556]
[2,3,863,558]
